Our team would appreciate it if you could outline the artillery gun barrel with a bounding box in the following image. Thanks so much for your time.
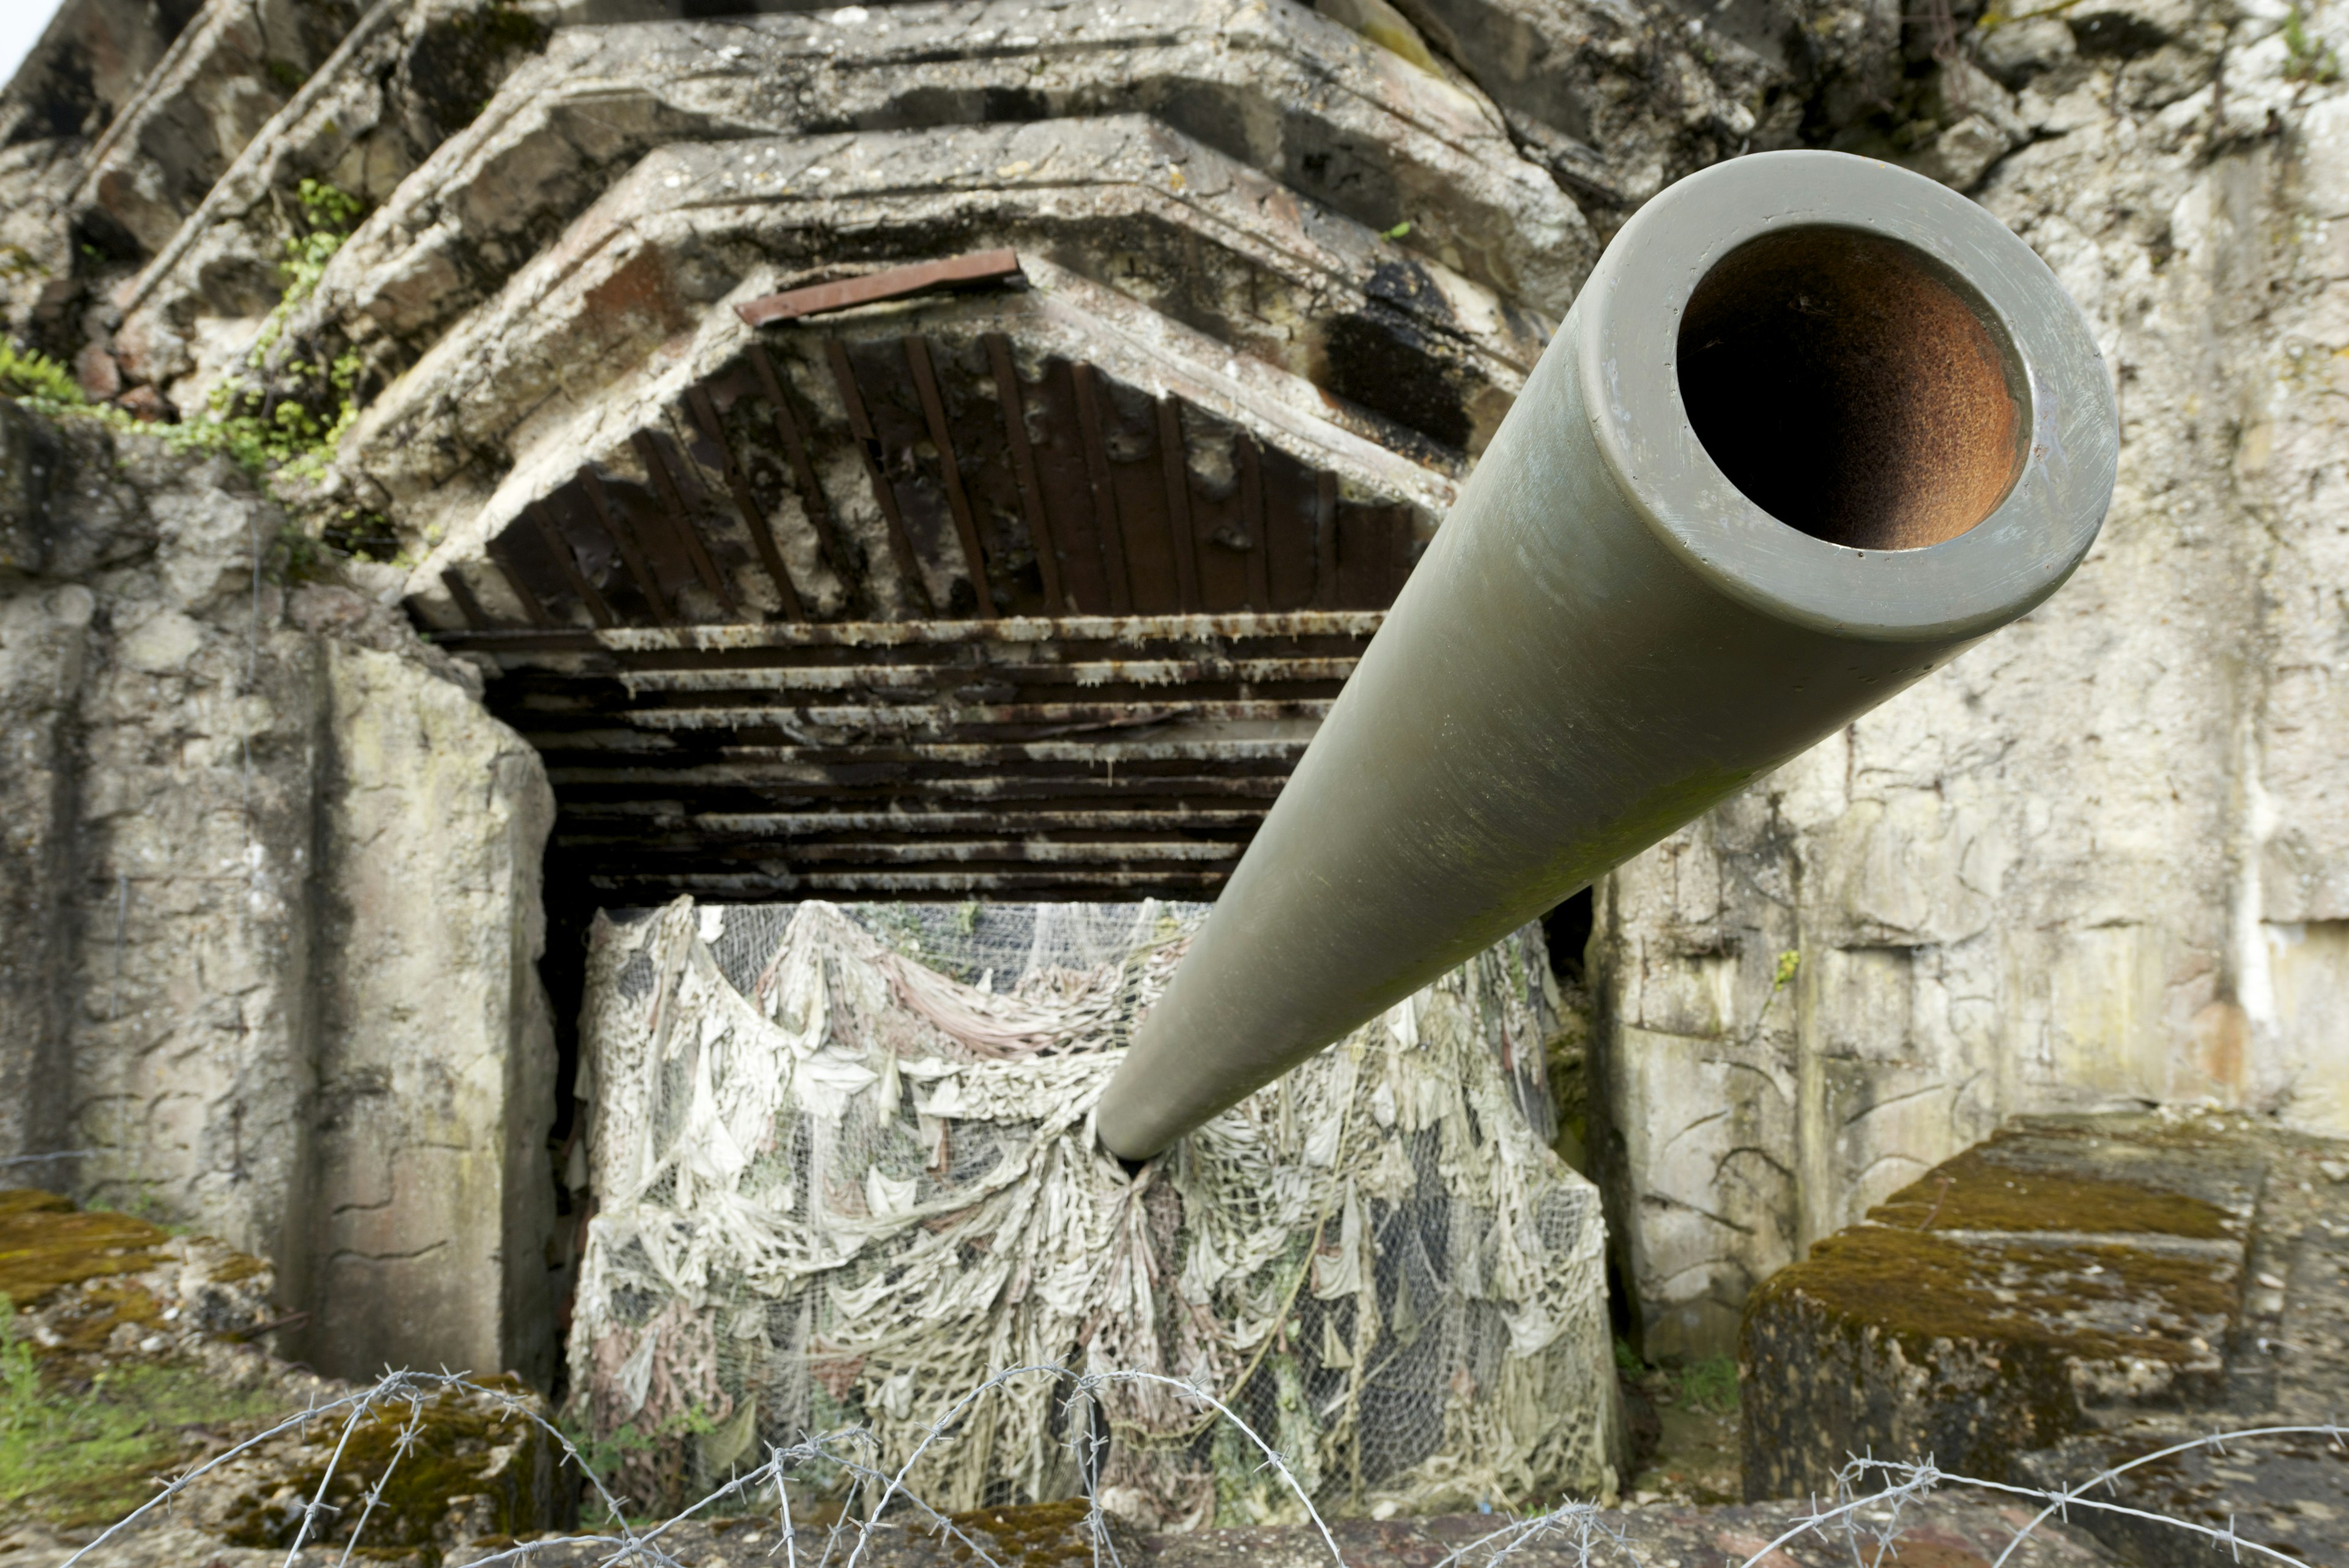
[1095,150,2119,1163]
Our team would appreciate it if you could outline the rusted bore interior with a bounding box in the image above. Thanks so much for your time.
[1676,226,2025,551]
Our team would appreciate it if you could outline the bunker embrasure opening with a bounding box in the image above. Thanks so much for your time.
[1675,226,2027,552]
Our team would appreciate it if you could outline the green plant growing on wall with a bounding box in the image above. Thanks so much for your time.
[0,178,373,510]
[562,1403,718,1527]
[2284,6,2340,82]
[247,178,365,362]
[1677,1354,1739,1413]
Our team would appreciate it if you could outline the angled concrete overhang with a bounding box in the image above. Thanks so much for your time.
[409,248,1458,900]
[112,0,1585,401]
[348,114,1532,547]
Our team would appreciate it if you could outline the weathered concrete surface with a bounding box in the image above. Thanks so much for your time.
[310,638,558,1383]
[1742,1112,2349,1562]
[2017,1422,2349,1568]
[421,1495,2124,1567]
[65,0,368,263]
[2008,1132,2349,1567]
[265,0,1585,396]
[348,113,1532,574]
[1586,0,2349,1356]
[0,406,556,1384]
[1,1493,2129,1568]
[0,1192,568,1566]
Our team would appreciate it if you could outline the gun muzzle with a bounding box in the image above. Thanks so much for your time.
[1095,149,2118,1162]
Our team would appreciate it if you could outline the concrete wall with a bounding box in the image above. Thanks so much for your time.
[0,403,557,1384]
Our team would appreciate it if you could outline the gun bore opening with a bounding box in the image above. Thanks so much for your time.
[1676,226,2027,552]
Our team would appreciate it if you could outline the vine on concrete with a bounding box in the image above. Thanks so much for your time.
[0,179,371,500]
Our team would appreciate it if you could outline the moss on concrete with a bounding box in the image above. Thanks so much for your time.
[1866,1142,2235,1241]
[0,1190,296,1533]
[0,1190,166,1308]
[1754,1225,2232,1367]
[945,1499,1100,1567]
[1739,1117,2267,1498]
[221,1378,551,1561]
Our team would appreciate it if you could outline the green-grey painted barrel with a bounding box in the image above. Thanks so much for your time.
[1094,150,2118,1162]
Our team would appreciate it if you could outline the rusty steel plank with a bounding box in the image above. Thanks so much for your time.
[620,699,1335,729]
[484,536,554,629]
[902,335,994,620]
[589,609,1385,650]
[1157,398,1201,611]
[632,431,740,616]
[442,567,494,630]
[735,249,1023,327]
[558,835,1247,864]
[748,343,858,609]
[435,609,1384,652]
[985,333,1063,614]
[587,869,1228,897]
[826,339,935,614]
[618,809,1268,834]
[533,738,1317,765]
[688,384,805,621]
[1238,431,1272,611]
[1070,362,1134,614]
[543,773,1290,800]
[525,502,614,628]
[1315,470,1338,609]
[609,657,1360,693]
[581,468,675,628]
[769,839,1244,864]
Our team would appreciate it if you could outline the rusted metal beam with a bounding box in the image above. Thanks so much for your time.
[1157,398,1201,611]
[605,611,1382,648]
[619,699,1335,730]
[902,334,995,619]
[763,842,1244,866]
[435,609,1382,651]
[632,431,740,617]
[748,343,859,609]
[484,536,554,629]
[587,869,1228,897]
[607,657,1360,693]
[985,333,1063,614]
[1239,431,1272,611]
[826,340,936,615]
[582,808,1268,834]
[525,738,1314,767]
[581,468,675,628]
[541,772,1291,800]
[574,837,1244,864]
[687,384,805,620]
[1070,363,1133,614]
[735,249,1024,327]
[1314,470,1338,609]
[442,567,494,630]
[525,502,615,628]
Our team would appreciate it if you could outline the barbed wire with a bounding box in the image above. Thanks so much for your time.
[53,1367,2337,1568]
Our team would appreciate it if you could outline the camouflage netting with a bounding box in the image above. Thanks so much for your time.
[566,900,1621,1527]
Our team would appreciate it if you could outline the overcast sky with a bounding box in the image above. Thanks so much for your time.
[2,1,67,91]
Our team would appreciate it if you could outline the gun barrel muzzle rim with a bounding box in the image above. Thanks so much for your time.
[1591,150,2114,645]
